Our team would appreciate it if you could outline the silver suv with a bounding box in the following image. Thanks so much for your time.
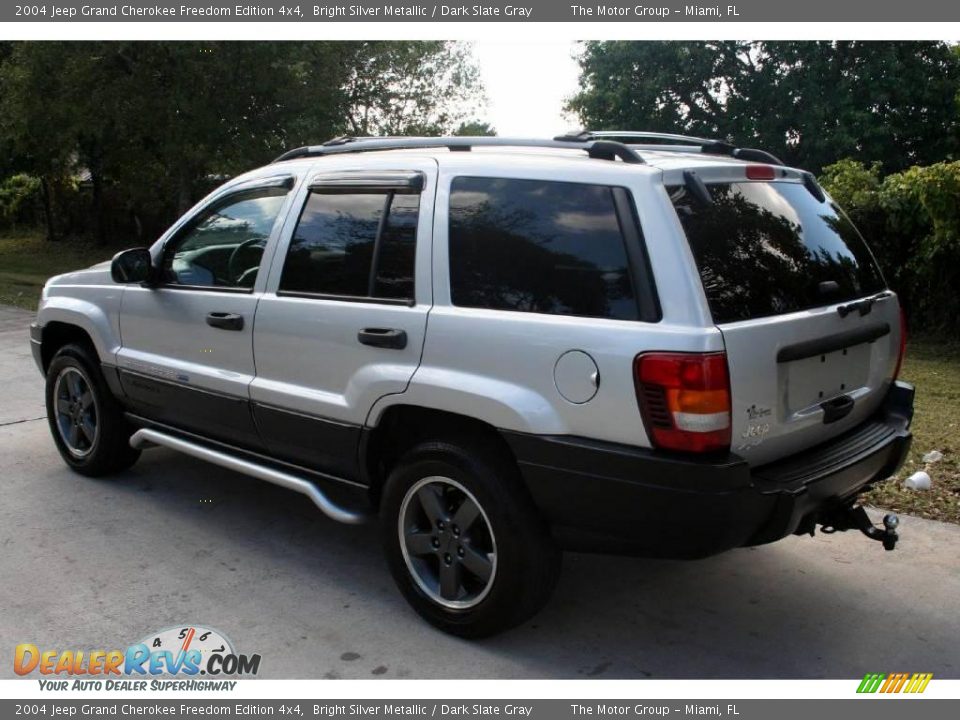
[30,132,914,637]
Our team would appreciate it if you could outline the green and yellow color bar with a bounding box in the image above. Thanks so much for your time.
[857,672,933,694]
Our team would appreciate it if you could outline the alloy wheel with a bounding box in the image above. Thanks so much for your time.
[398,476,498,610]
[53,367,99,458]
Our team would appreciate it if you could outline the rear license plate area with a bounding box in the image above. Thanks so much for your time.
[784,343,870,414]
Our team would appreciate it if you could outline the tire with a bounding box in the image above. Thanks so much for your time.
[45,343,140,477]
[380,436,561,638]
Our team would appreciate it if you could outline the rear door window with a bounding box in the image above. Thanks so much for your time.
[448,176,640,321]
[279,191,419,301]
[669,181,886,324]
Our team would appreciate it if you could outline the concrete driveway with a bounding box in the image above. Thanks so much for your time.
[1,304,958,679]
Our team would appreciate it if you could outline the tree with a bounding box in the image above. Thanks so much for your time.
[568,41,960,173]
[454,121,497,136]
[0,41,484,242]
[820,158,960,332]
[337,42,482,136]
[0,43,81,240]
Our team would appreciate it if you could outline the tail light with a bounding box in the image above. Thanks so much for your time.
[893,307,907,381]
[634,352,732,453]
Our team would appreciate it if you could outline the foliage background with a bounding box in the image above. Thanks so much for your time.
[2,40,960,335]
[569,40,960,335]
[0,41,485,243]
[818,159,960,335]
[568,41,960,174]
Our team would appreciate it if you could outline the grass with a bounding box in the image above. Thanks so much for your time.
[2,230,958,523]
[0,230,123,309]
[864,337,960,524]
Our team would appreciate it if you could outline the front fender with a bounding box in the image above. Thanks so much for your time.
[37,288,124,365]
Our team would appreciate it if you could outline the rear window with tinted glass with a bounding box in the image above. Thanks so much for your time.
[448,177,639,321]
[669,181,886,324]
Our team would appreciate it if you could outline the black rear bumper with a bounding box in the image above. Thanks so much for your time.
[504,381,914,559]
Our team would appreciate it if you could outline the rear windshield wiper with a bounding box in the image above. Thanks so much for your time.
[682,170,714,206]
[837,291,892,318]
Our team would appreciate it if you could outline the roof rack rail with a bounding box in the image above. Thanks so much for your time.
[559,130,785,166]
[700,141,785,166]
[557,130,719,145]
[273,136,645,165]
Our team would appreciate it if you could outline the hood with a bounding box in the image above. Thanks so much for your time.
[47,259,113,288]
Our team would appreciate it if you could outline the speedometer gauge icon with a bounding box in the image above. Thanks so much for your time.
[138,625,235,674]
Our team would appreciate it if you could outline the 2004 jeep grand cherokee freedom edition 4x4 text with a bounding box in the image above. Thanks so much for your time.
[31,132,914,637]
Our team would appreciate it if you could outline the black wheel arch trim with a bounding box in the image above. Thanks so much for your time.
[100,362,126,400]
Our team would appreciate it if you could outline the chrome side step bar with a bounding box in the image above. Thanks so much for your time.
[129,428,368,525]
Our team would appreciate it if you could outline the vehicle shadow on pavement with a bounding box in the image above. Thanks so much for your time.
[10,440,958,681]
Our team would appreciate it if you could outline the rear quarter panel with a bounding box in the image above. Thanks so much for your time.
[369,157,721,447]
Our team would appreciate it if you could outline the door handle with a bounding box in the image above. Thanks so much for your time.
[357,328,407,350]
[821,394,855,424]
[206,312,244,331]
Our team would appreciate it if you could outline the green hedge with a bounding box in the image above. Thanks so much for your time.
[820,159,960,336]
[0,174,40,228]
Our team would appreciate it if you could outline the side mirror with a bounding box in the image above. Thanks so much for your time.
[110,248,154,284]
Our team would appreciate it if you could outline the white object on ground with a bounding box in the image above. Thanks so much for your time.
[922,450,944,463]
[904,471,932,491]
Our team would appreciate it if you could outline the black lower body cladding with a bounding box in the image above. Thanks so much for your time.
[504,381,914,559]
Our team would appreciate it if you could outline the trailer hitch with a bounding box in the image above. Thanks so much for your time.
[820,505,900,551]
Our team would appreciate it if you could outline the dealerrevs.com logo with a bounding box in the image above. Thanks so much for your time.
[14,625,261,691]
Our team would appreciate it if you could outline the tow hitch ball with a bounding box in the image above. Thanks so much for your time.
[821,506,900,551]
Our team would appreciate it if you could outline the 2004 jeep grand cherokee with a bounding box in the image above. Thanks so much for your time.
[31,132,913,637]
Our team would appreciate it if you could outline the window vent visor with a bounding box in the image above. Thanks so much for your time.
[634,352,732,453]
[310,171,425,194]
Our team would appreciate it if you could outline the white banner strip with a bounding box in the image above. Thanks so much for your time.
[3,21,960,40]
[2,678,960,700]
